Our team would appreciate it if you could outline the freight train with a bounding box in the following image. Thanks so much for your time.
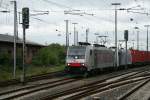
[65,42,150,76]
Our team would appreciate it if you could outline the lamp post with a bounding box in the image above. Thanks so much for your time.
[111,3,121,67]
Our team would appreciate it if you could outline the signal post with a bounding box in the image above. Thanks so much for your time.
[21,7,29,84]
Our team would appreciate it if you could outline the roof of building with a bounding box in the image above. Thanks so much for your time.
[0,34,45,47]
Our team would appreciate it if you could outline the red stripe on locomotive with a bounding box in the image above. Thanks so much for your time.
[67,63,84,67]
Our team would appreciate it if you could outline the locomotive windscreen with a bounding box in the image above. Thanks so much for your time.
[67,46,86,59]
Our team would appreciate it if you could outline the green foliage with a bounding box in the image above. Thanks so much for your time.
[16,48,23,67]
[32,43,66,66]
[0,48,23,68]
[0,65,65,81]
[0,51,12,66]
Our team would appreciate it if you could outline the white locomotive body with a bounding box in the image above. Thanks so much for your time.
[65,43,118,74]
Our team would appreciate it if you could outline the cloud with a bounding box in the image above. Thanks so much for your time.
[0,0,150,50]
[0,25,13,34]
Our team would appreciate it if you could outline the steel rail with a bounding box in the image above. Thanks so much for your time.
[0,78,80,100]
[42,66,150,99]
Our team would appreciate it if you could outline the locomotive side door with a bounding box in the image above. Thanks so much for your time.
[93,49,97,68]
[86,48,94,71]
[90,49,95,69]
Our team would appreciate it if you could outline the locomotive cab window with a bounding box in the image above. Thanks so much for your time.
[67,46,86,59]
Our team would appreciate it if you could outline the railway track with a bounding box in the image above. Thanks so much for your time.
[0,71,64,87]
[0,66,149,100]
[118,78,150,100]
[42,66,150,100]
[66,75,150,100]
[0,76,80,100]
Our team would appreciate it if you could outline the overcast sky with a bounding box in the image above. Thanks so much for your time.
[0,0,150,50]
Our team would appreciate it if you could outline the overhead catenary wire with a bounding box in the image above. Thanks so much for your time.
[0,0,150,47]
[42,0,107,25]
[41,0,102,32]
[31,17,57,25]
[42,0,73,10]
[2,1,149,28]
[41,0,148,46]
[40,0,150,29]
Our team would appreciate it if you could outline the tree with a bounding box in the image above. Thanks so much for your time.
[0,51,12,66]
[32,43,66,66]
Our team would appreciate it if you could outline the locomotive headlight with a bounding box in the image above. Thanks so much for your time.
[81,63,85,66]
[67,63,70,66]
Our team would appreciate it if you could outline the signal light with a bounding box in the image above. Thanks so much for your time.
[22,7,29,29]
[124,30,128,41]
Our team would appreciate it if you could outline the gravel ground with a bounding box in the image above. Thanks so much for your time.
[0,66,149,100]
[0,77,64,94]
[82,81,144,100]
[126,81,150,100]
[14,70,135,100]
[15,75,112,100]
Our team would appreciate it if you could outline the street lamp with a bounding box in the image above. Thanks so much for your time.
[111,3,121,67]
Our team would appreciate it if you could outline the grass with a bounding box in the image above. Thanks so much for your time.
[0,65,65,81]
[26,65,65,76]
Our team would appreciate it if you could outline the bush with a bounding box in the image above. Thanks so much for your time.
[0,52,12,66]
[32,43,66,66]
[16,48,23,67]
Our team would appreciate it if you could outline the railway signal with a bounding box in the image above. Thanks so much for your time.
[124,30,128,41]
[22,7,29,29]
[21,7,30,84]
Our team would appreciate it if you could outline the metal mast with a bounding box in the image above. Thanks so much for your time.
[65,20,69,47]
[72,23,78,46]
[144,25,150,61]
[11,0,17,78]
[111,3,121,67]
[86,28,89,43]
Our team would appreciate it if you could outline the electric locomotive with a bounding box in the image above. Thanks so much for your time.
[65,42,150,76]
[65,42,115,75]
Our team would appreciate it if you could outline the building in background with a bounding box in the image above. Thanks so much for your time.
[0,34,45,64]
